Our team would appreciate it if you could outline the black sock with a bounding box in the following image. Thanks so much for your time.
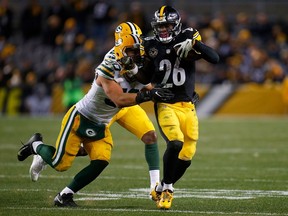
[68,160,109,193]
[173,159,191,184]
[163,141,183,184]
[36,144,56,167]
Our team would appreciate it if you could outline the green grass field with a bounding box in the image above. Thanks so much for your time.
[0,115,287,216]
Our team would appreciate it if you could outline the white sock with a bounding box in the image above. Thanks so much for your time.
[32,141,43,154]
[60,187,74,196]
[149,169,160,189]
[156,182,163,192]
[162,183,174,192]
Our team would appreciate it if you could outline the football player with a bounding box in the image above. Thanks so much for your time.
[137,6,219,209]
[71,22,163,199]
[111,22,161,196]
[17,33,174,207]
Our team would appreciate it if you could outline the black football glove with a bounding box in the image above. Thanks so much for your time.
[136,88,174,104]
[192,91,200,106]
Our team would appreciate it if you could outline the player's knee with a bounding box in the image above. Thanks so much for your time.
[91,159,109,166]
[141,130,157,144]
[90,160,109,172]
[179,140,197,160]
[168,140,183,152]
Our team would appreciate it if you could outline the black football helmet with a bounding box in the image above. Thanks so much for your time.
[151,5,182,43]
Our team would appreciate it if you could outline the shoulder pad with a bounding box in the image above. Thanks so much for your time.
[96,54,121,80]
[181,27,201,41]
[104,48,116,61]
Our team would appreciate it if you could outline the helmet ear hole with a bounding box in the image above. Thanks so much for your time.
[115,52,120,59]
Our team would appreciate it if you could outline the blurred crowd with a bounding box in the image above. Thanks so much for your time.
[0,0,288,115]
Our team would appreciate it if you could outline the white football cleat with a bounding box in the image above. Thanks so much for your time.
[29,155,47,182]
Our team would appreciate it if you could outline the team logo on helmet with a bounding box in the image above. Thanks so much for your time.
[167,12,178,21]
[115,25,122,33]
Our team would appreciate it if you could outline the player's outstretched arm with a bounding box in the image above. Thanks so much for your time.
[96,76,174,107]
[193,40,220,64]
[97,75,137,108]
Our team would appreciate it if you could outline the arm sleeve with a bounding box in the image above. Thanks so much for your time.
[135,57,154,85]
[193,40,220,64]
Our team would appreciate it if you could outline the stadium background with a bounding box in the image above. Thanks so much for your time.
[0,0,288,117]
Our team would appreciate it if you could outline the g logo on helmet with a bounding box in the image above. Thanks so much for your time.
[86,129,97,137]
[115,25,123,33]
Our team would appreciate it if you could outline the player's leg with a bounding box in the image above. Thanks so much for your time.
[116,106,160,196]
[173,102,198,184]
[155,102,186,209]
[33,106,81,170]
[55,117,113,207]
[19,106,81,181]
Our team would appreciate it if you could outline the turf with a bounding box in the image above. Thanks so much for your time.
[0,115,287,216]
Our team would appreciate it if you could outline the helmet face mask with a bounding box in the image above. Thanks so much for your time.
[114,34,144,67]
[151,5,182,43]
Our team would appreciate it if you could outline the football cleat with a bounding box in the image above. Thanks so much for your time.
[17,133,43,161]
[54,193,77,207]
[157,189,174,210]
[29,155,47,182]
[150,183,162,202]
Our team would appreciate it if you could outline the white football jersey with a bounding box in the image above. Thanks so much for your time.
[76,48,145,124]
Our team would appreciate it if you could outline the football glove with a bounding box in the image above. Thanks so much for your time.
[120,56,138,82]
[120,56,135,70]
[174,39,195,58]
[136,88,174,104]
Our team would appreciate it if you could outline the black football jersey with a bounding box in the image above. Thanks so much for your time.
[142,28,201,103]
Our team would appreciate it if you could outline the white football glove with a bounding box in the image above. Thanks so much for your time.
[174,39,195,58]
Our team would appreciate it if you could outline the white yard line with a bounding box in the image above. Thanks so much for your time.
[1,188,287,215]
[1,187,287,200]
[1,174,288,184]
[3,207,288,215]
